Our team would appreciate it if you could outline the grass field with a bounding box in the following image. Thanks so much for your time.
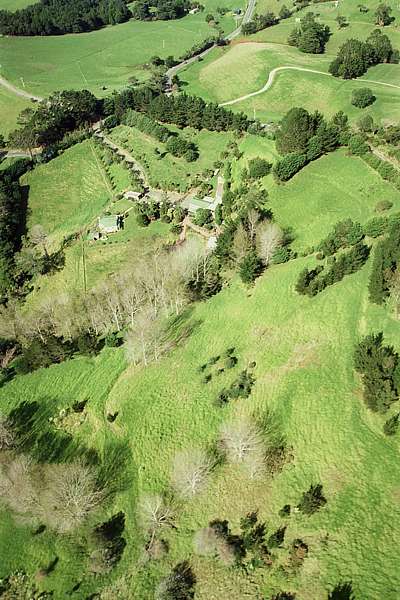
[22,140,112,250]
[109,125,233,191]
[0,86,32,136]
[0,0,37,9]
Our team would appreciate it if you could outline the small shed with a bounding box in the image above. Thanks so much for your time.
[98,215,120,234]
[124,190,143,201]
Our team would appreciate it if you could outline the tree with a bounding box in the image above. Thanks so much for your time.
[351,87,376,108]
[171,448,214,498]
[42,461,104,533]
[0,414,15,450]
[276,107,320,154]
[375,3,392,26]
[8,126,37,159]
[139,494,174,533]
[288,12,330,54]
[156,561,196,600]
[279,5,291,20]
[357,114,375,133]
[256,222,283,266]
[297,483,327,515]
[239,250,263,284]
[347,134,369,156]
[219,415,265,479]
[367,29,393,63]
[232,223,251,264]
[193,525,237,565]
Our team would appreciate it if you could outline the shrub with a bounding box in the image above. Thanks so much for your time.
[383,413,400,436]
[297,484,326,515]
[248,157,272,179]
[348,135,369,156]
[239,250,264,284]
[375,200,393,213]
[351,88,376,108]
[156,561,196,600]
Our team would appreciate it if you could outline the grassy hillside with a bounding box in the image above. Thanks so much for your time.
[0,87,32,136]
[22,140,112,250]
[3,146,400,598]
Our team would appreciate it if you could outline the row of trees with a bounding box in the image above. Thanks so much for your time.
[0,0,130,36]
[329,30,396,79]
[108,87,250,132]
[296,242,370,296]
[242,11,278,35]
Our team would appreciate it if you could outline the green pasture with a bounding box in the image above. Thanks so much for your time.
[230,63,400,124]
[0,86,32,136]
[109,125,232,191]
[0,0,243,100]
[267,149,400,251]
[22,140,112,250]
[0,0,37,9]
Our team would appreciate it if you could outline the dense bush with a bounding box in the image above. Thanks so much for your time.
[166,136,199,162]
[351,88,376,108]
[248,157,272,179]
[0,0,130,35]
[132,0,190,21]
[354,332,399,412]
[383,413,400,436]
[239,250,264,284]
[156,561,196,600]
[273,153,307,182]
[217,369,255,405]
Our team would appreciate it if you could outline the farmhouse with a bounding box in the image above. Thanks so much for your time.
[98,215,121,234]
[183,195,221,214]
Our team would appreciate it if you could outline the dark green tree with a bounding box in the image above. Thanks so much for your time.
[239,250,263,284]
[351,87,376,108]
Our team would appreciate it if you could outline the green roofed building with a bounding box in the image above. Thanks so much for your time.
[98,215,120,234]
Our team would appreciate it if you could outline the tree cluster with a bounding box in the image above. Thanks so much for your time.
[329,30,396,79]
[318,219,364,256]
[0,0,130,36]
[242,11,278,35]
[273,107,342,181]
[123,109,171,142]
[10,89,99,148]
[288,12,330,54]
[354,332,399,412]
[296,242,370,296]
[131,0,190,21]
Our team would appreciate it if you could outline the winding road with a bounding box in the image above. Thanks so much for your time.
[219,65,400,107]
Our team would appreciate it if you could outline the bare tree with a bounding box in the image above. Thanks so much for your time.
[233,223,251,264]
[30,224,50,259]
[42,461,104,533]
[219,415,265,479]
[125,307,166,365]
[0,414,15,450]
[171,448,214,499]
[193,526,236,566]
[247,208,260,243]
[0,455,41,524]
[139,493,174,536]
[256,222,283,266]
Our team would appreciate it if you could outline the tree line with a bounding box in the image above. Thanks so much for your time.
[0,0,130,36]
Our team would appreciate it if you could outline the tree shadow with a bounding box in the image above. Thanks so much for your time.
[328,582,354,600]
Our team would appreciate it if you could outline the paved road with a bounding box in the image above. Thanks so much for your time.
[219,65,400,107]
[0,75,43,102]
[166,0,256,84]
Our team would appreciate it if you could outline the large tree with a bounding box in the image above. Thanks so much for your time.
[275,107,321,154]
